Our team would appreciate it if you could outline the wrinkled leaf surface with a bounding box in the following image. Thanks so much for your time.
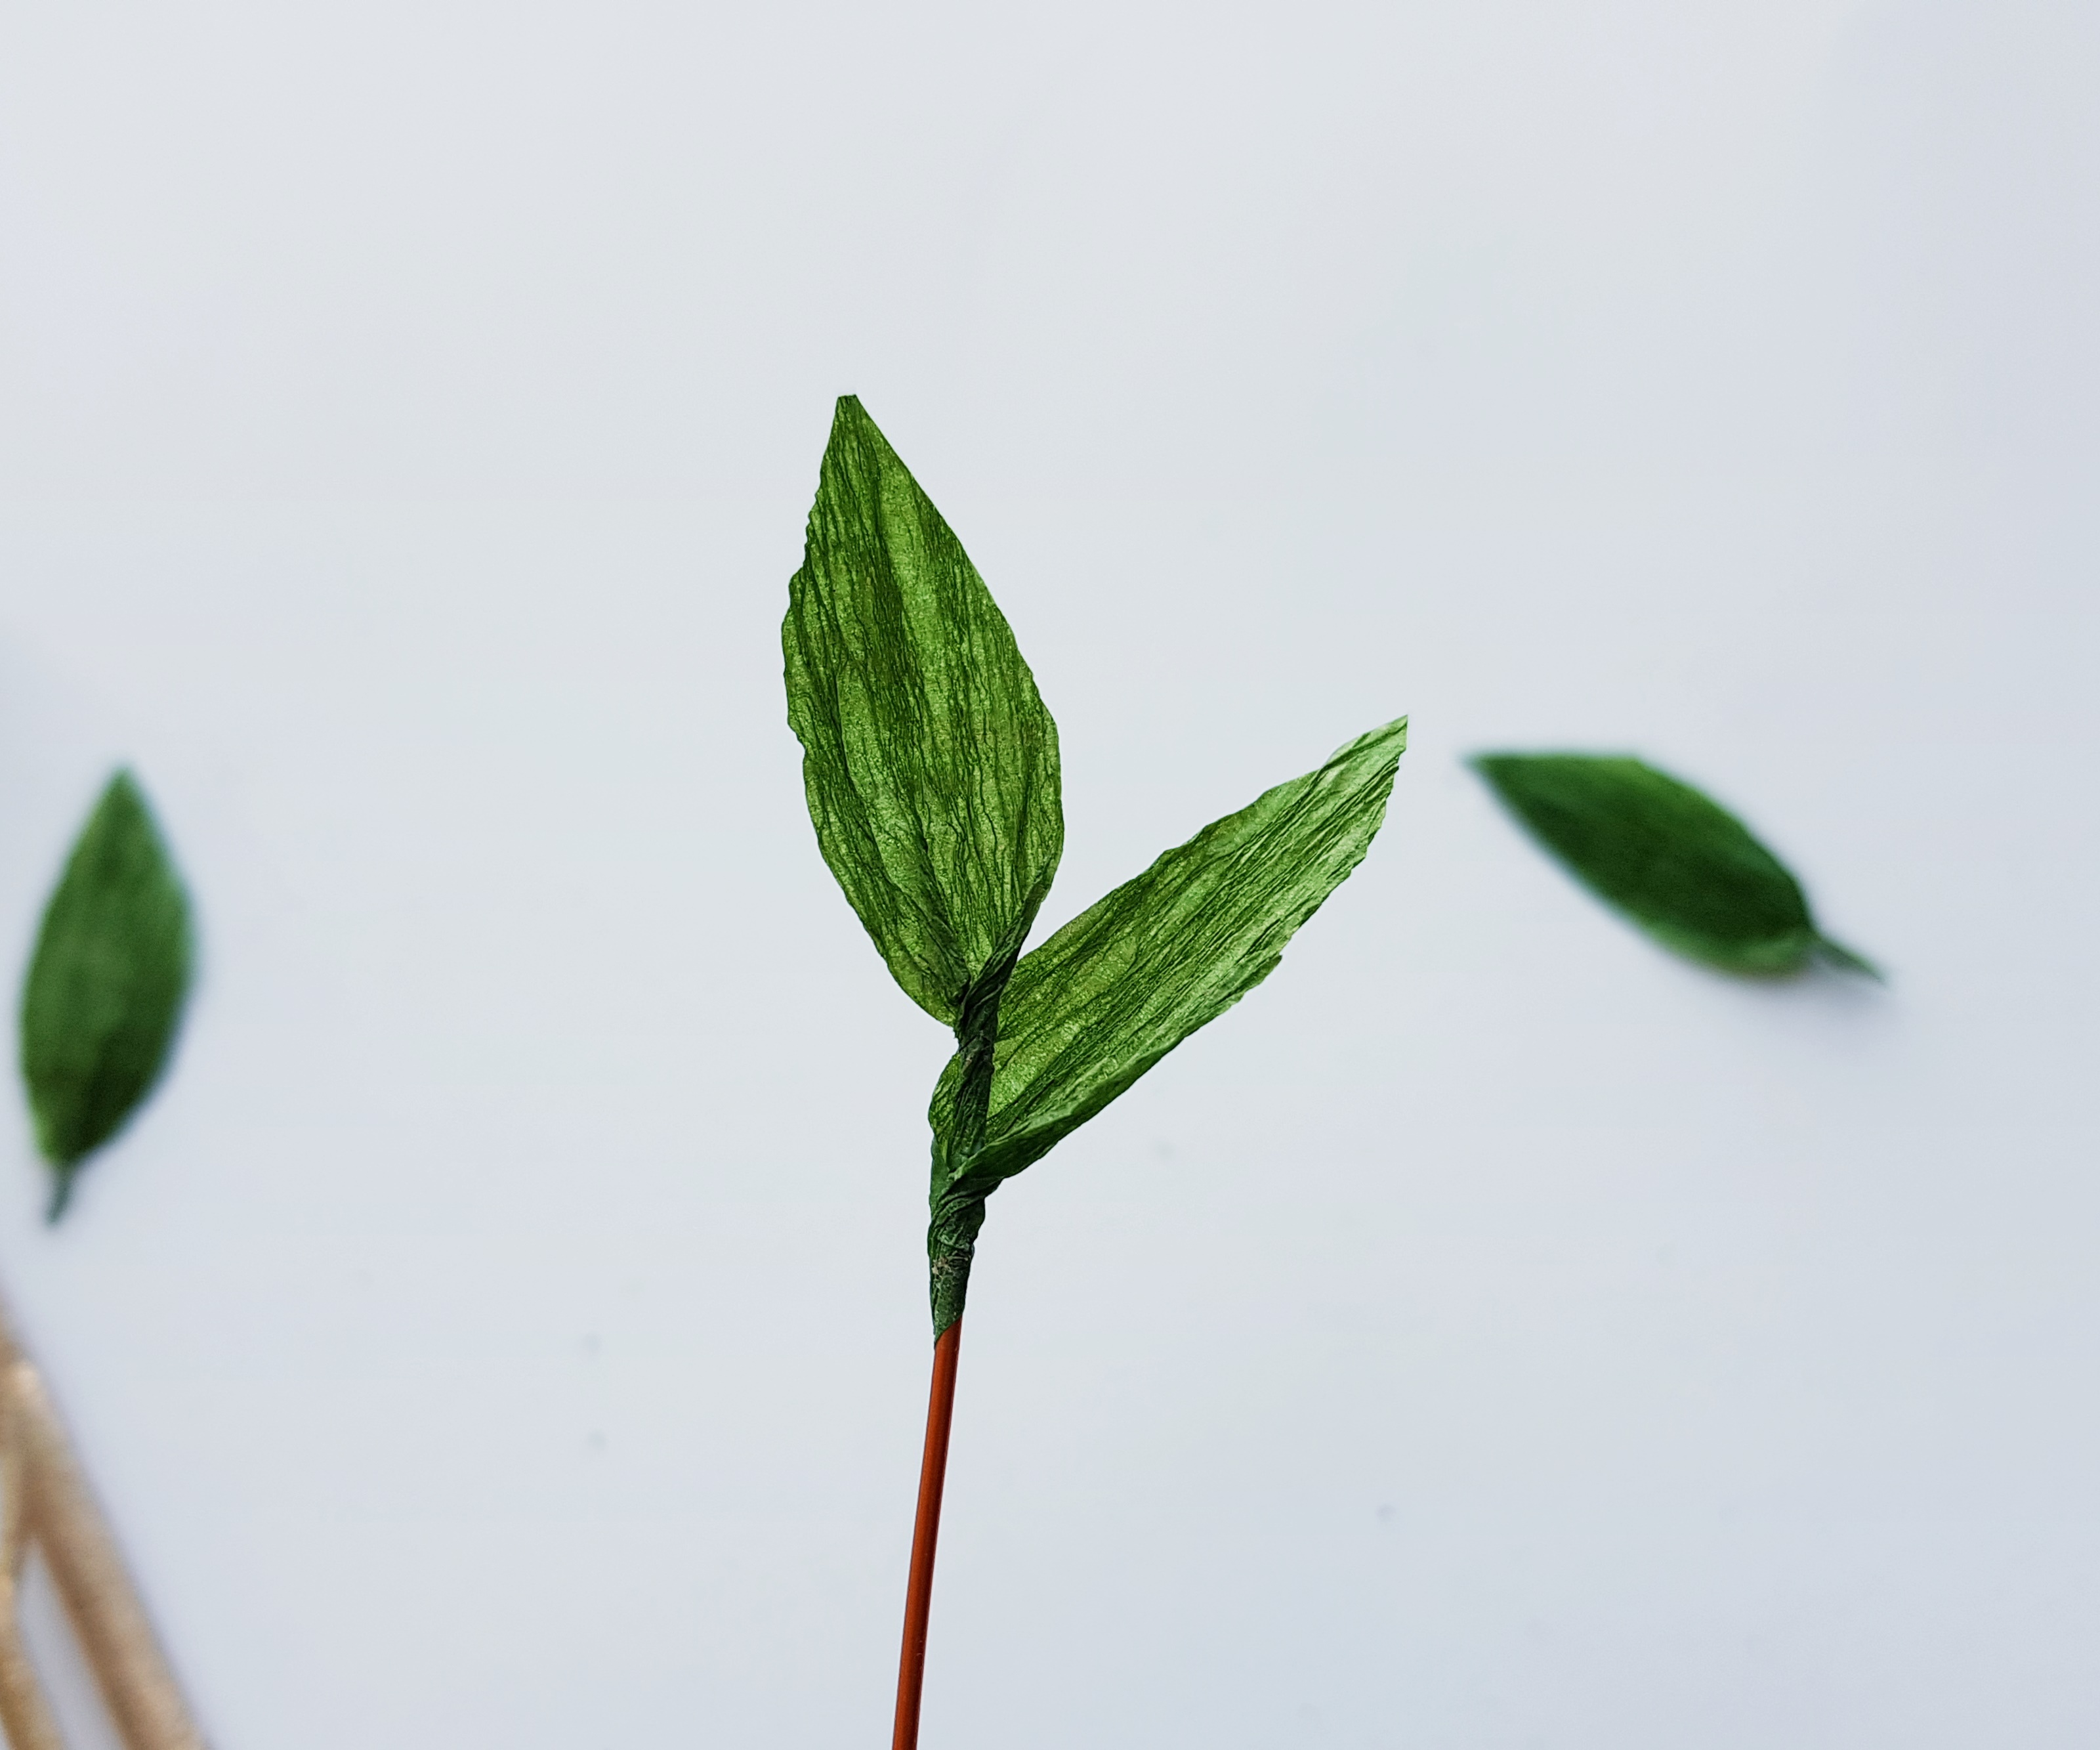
[933,717,1408,1205]
[1472,752,1875,977]
[784,396,1062,1026]
[20,771,195,1218]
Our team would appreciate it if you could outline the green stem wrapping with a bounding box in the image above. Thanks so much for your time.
[927,1187,984,1339]
[927,971,1003,1336]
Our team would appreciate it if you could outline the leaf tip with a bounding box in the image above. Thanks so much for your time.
[1813,935,1885,982]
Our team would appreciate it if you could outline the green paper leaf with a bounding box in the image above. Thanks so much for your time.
[20,771,196,1220]
[929,716,1406,1237]
[784,395,1063,1027]
[1471,752,1877,978]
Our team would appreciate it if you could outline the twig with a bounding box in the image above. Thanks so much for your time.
[0,1302,206,1750]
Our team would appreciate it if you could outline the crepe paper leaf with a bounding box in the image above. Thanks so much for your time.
[1471,752,1878,979]
[20,771,195,1221]
[923,717,1407,1324]
[784,395,1063,1029]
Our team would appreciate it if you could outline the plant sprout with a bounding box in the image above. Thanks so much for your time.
[784,396,1405,1746]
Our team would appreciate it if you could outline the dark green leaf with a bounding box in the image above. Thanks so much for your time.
[784,396,1063,1027]
[1471,752,1877,978]
[20,771,196,1220]
[921,717,1407,1325]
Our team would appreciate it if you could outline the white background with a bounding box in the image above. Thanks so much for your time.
[1,1,2095,1744]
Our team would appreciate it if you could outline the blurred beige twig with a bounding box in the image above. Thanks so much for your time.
[0,1307,204,1750]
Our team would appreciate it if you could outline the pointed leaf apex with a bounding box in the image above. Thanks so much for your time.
[1813,935,1884,981]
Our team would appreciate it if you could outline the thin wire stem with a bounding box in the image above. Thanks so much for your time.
[891,1319,962,1750]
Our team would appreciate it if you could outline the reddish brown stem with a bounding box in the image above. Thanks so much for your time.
[891,1318,962,1750]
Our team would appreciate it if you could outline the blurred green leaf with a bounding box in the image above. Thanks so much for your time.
[1471,752,1876,979]
[20,771,195,1220]
[784,395,1062,1029]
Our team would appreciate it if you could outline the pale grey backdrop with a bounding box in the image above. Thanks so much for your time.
[1,1,2095,1745]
